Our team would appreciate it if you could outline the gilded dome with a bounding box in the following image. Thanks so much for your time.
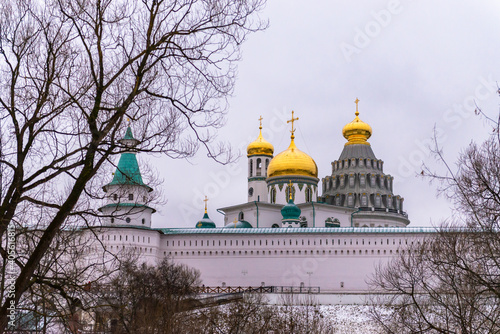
[267,138,318,178]
[342,99,372,146]
[247,125,274,157]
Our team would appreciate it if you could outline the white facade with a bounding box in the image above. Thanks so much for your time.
[95,226,432,292]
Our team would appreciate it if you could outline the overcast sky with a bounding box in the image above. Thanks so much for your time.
[147,0,500,228]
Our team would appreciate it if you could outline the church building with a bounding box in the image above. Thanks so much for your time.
[95,99,431,294]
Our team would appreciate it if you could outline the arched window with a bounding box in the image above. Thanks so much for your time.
[249,159,253,177]
[270,188,276,203]
[113,194,118,201]
[142,218,145,225]
[305,187,312,202]
[128,194,133,200]
[271,224,280,228]
[265,159,269,174]
[256,158,262,176]
[238,212,244,220]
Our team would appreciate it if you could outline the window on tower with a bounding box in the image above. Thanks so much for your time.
[113,194,118,201]
[249,159,253,177]
[256,158,262,176]
[128,194,133,200]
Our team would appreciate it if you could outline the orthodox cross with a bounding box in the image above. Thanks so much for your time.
[258,115,263,129]
[203,196,208,213]
[355,98,360,116]
[287,111,299,139]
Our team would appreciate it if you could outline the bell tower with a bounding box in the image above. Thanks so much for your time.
[246,116,274,202]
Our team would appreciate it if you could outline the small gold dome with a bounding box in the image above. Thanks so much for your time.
[267,138,318,178]
[342,98,372,146]
[247,125,274,157]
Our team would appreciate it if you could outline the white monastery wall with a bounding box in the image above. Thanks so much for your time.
[97,227,430,293]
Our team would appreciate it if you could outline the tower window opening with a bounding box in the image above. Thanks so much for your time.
[305,187,312,203]
[270,188,277,203]
[238,212,244,220]
[113,194,118,201]
[256,158,262,176]
[249,160,253,177]
[128,194,133,200]
[142,218,145,225]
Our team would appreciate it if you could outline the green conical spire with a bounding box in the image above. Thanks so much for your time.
[109,153,145,186]
[104,126,151,191]
[123,126,135,140]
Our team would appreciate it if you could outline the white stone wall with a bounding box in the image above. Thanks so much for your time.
[97,229,429,293]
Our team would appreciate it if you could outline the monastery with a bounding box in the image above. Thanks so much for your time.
[96,100,432,294]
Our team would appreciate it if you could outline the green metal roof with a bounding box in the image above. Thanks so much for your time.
[196,213,216,228]
[281,199,301,220]
[109,153,145,186]
[123,126,135,140]
[155,226,440,235]
[104,126,151,191]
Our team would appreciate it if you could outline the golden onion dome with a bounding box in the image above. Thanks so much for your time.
[267,138,318,178]
[247,121,274,157]
[342,98,372,146]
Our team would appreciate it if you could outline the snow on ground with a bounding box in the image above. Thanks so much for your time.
[319,305,382,334]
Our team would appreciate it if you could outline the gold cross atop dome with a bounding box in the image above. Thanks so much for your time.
[203,196,208,213]
[233,217,238,223]
[258,115,263,129]
[354,98,360,116]
[287,111,299,139]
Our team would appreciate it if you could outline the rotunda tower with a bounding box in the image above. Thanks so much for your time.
[320,99,409,227]
[247,116,274,202]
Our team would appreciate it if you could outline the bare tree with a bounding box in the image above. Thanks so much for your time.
[92,258,201,334]
[370,109,500,333]
[0,0,267,330]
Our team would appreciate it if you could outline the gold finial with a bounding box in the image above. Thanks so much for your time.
[258,115,263,130]
[354,98,360,116]
[203,196,209,214]
[233,217,238,223]
[287,111,299,139]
